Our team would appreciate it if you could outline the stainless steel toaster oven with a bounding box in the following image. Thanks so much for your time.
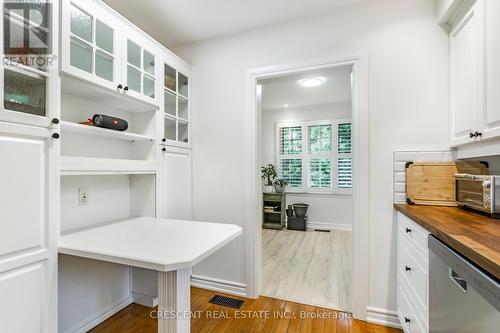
[455,174,500,217]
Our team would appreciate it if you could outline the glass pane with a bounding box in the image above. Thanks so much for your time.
[143,50,155,75]
[70,37,92,73]
[70,4,92,42]
[143,75,155,98]
[127,40,141,68]
[178,96,188,120]
[3,3,49,71]
[280,159,302,188]
[4,68,46,116]
[309,159,332,188]
[178,121,189,143]
[338,123,352,153]
[95,20,113,54]
[164,64,176,91]
[164,91,176,116]
[308,124,332,153]
[127,66,141,93]
[164,117,176,141]
[279,126,302,155]
[178,72,188,97]
[95,50,113,82]
[338,158,352,189]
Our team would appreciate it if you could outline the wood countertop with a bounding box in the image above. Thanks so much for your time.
[394,204,500,280]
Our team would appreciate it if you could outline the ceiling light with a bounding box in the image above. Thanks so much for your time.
[284,104,289,108]
[298,77,325,88]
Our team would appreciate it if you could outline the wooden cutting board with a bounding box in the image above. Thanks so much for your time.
[406,161,489,206]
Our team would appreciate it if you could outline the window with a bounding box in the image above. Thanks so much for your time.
[276,119,352,194]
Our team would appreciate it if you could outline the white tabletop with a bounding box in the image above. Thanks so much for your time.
[58,217,242,272]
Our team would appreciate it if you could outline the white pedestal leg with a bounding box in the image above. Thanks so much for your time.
[158,268,192,333]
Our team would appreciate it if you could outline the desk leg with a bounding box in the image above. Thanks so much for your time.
[158,268,192,333]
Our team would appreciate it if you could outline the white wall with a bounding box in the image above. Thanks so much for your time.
[262,103,353,227]
[173,0,449,314]
[59,174,156,331]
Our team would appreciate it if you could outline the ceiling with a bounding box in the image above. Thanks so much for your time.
[260,65,352,111]
[102,0,373,47]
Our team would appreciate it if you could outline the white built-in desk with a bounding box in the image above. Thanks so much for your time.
[58,217,242,333]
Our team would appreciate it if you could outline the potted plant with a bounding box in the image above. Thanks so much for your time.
[261,164,277,193]
[293,203,309,218]
[273,179,288,193]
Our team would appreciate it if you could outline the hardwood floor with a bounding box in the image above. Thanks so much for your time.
[262,228,352,311]
[90,287,402,333]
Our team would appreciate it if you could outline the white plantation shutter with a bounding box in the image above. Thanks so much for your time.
[276,119,351,194]
[337,123,352,190]
[280,158,302,188]
[307,123,333,191]
[277,124,303,189]
[338,158,352,188]
[309,159,332,188]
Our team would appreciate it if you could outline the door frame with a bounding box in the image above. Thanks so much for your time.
[244,54,369,320]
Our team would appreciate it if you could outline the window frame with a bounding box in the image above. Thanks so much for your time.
[275,118,352,195]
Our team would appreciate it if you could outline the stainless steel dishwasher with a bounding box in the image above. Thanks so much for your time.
[429,235,500,333]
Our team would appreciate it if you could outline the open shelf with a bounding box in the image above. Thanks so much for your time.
[61,121,155,142]
[60,156,157,175]
[61,74,158,113]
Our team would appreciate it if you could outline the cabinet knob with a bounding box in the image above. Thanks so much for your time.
[405,265,411,272]
[162,148,166,152]
[405,228,411,233]
[51,118,59,124]
[162,138,166,142]
[117,84,123,90]
[404,317,411,324]
[470,132,475,138]
[475,131,482,137]
[124,86,129,92]
[52,133,60,139]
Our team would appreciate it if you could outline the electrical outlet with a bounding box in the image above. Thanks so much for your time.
[79,187,89,206]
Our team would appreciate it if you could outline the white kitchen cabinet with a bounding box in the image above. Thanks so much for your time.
[449,0,483,146]
[0,0,60,128]
[483,0,500,139]
[61,0,121,92]
[60,0,160,106]
[0,122,58,333]
[448,0,500,149]
[159,146,192,219]
[397,213,430,333]
[122,31,160,105]
[162,63,190,147]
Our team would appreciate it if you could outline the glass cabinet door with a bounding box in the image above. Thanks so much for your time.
[162,64,189,146]
[63,1,119,89]
[125,39,156,101]
[1,0,54,126]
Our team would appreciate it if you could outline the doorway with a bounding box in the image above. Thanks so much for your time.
[245,56,369,319]
[259,65,353,311]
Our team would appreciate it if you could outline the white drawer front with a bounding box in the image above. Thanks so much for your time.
[398,235,428,310]
[398,212,429,257]
[398,279,427,333]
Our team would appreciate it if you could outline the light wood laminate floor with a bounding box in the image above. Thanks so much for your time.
[90,287,402,333]
[262,229,352,312]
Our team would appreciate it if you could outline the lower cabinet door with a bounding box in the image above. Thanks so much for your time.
[159,146,192,219]
[0,123,57,333]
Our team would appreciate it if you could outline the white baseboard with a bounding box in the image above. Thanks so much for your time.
[307,221,352,231]
[67,295,134,333]
[366,306,402,329]
[191,274,247,297]
[132,292,158,307]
